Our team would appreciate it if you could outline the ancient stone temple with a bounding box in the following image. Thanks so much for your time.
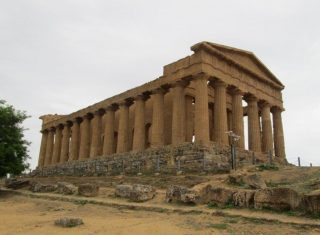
[36,42,286,176]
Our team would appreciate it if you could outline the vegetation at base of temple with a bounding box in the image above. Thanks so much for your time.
[0,100,30,176]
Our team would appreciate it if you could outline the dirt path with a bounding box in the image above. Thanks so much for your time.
[1,190,320,235]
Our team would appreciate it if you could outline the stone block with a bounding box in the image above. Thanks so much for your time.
[254,188,301,211]
[78,183,99,197]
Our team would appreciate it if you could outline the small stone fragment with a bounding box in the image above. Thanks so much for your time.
[78,183,99,197]
[54,218,83,228]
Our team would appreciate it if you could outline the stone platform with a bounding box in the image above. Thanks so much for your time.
[32,143,269,177]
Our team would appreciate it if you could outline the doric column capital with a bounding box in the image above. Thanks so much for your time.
[193,73,210,81]
[152,87,167,95]
[83,113,94,120]
[94,109,105,116]
[105,104,118,112]
[40,129,49,134]
[118,99,133,107]
[71,116,83,124]
[244,94,258,103]
[271,106,284,113]
[134,94,149,101]
[211,79,227,88]
[259,100,271,109]
[229,87,244,96]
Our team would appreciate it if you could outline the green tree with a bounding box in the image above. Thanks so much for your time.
[0,100,30,176]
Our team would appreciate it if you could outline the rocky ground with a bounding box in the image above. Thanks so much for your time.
[1,165,320,234]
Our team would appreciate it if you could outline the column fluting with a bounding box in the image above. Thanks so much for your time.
[231,89,245,148]
[51,125,62,164]
[103,107,116,155]
[44,128,55,166]
[79,114,91,159]
[90,110,104,158]
[272,107,286,159]
[60,122,71,163]
[132,95,146,151]
[261,102,273,153]
[247,95,261,152]
[213,80,229,145]
[194,74,210,146]
[70,118,80,161]
[38,130,48,167]
[151,88,165,147]
[117,102,130,153]
[171,82,186,146]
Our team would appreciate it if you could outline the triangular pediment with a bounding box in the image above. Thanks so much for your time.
[192,42,284,88]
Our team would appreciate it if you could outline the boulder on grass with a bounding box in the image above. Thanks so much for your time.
[54,218,83,227]
[29,182,57,193]
[300,190,320,214]
[130,184,156,202]
[166,185,198,204]
[254,187,301,211]
[57,182,77,195]
[78,183,99,197]
[115,184,156,202]
[115,185,133,198]
[5,178,29,190]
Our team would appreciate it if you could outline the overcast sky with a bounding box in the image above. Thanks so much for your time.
[1,0,319,169]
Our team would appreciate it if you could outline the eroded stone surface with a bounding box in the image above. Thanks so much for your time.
[254,188,301,210]
[56,182,77,195]
[78,183,99,197]
[115,184,156,202]
[29,182,57,193]
[300,190,320,214]
[5,178,29,190]
[54,218,83,228]
[166,185,198,204]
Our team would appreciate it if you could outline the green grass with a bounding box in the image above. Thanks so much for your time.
[266,180,290,188]
[223,218,239,224]
[207,223,228,230]
[257,164,279,171]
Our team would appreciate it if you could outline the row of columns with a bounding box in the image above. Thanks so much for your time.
[38,74,286,167]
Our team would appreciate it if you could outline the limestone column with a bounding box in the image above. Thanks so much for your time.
[117,102,130,153]
[103,107,116,155]
[185,95,194,142]
[272,107,286,159]
[70,118,80,161]
[213,80,229,145]
[60,122,71,163]
[44,128,55,166]
[194,74,210,146]
[247,95,261,152]
[51,125,62,164]
[261,102,273,153]
[151,88,165,147]
[38,130,48,167]
[132,95,146,151]
[171,81,186,146]
[90,110,104,158]
[231,89,245,148]
[79,114,91,159]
